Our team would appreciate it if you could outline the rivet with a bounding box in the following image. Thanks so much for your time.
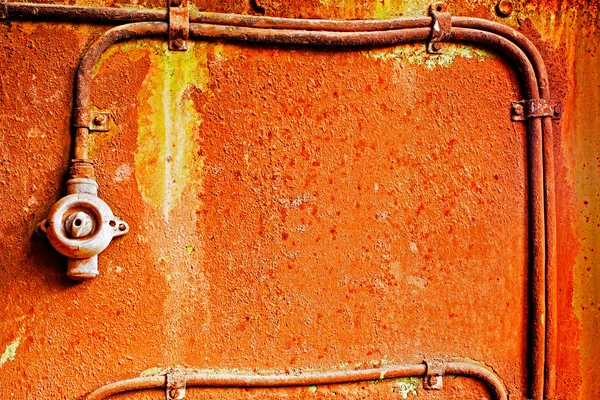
[93,114,107,126]
[554,103,563,116]
[495,0,513,17]
[513,103,524,116]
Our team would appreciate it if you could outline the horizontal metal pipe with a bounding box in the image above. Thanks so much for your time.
[85,375,166,400]
[85,362,507,400]
[5,2,432,30]
[5,3,167,23]
[6,4,551,99]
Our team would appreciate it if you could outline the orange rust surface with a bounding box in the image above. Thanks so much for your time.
[0,1,598,399]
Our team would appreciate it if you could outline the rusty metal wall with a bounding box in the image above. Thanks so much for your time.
[0,0,598,399]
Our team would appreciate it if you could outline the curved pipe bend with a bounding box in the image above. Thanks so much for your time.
[74,21,541,157]
[71,15,553,400]
[85,362,507,400]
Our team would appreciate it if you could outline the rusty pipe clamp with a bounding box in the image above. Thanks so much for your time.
[39,160,128,280]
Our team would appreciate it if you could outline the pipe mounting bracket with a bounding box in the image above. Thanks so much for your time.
[74,107,111,132]
[427,2,451,54]
[511,99,562,121]
[423,359,445,390]
[168,0,189,51]
[166,371,187,400]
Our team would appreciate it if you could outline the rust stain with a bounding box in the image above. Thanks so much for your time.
[0,0,598,398]
[568,22,600,400]
[134,41,208,219]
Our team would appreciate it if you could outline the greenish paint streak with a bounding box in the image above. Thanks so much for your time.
[0,337,20,367]
[134,41,208,219]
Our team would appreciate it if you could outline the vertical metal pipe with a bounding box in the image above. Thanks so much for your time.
[74,127,90,160]
[528,115,547,400]
[542,115,557,399]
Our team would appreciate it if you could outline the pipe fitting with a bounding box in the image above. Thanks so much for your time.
[40,171,128,280]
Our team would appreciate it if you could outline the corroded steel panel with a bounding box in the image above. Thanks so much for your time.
[0,1,598,399]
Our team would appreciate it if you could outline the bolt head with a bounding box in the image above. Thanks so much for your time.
[93,114,107,126]
[512,103,524,116]
[554,103,563,116]
[169,388,184,399]
[496,0,514,17]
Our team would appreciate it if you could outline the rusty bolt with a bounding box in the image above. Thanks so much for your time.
[93,114,107,126]
[495,0,513,17]
[512,103,524,116]
[554,103,563,117]
[169,388,182,399]
[431,42,443,52]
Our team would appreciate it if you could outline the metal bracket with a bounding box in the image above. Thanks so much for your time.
[511,99,562,121]
[427,3,451,54]
[168,0,189,51]
[74,108,111,132]
[166,371,187,400]
[423,359,445,390]
[0,0,7,19]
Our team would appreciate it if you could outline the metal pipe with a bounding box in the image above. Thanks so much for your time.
[5,2,432,30]
[72,21,546,398]
[542,115,557,400]
[5,3,167,23]
[451,17,556,398]
[85,362,508,400]
[3,4,553,396]
[73,22,168,160]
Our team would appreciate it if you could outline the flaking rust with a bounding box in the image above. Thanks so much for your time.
[0,0,597,399]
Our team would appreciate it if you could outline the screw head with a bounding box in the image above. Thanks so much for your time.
[93,114,107,126]
[554,103,563,116]
[496,0,514,17]
[169,388,184,399]
[512,103,524,116]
